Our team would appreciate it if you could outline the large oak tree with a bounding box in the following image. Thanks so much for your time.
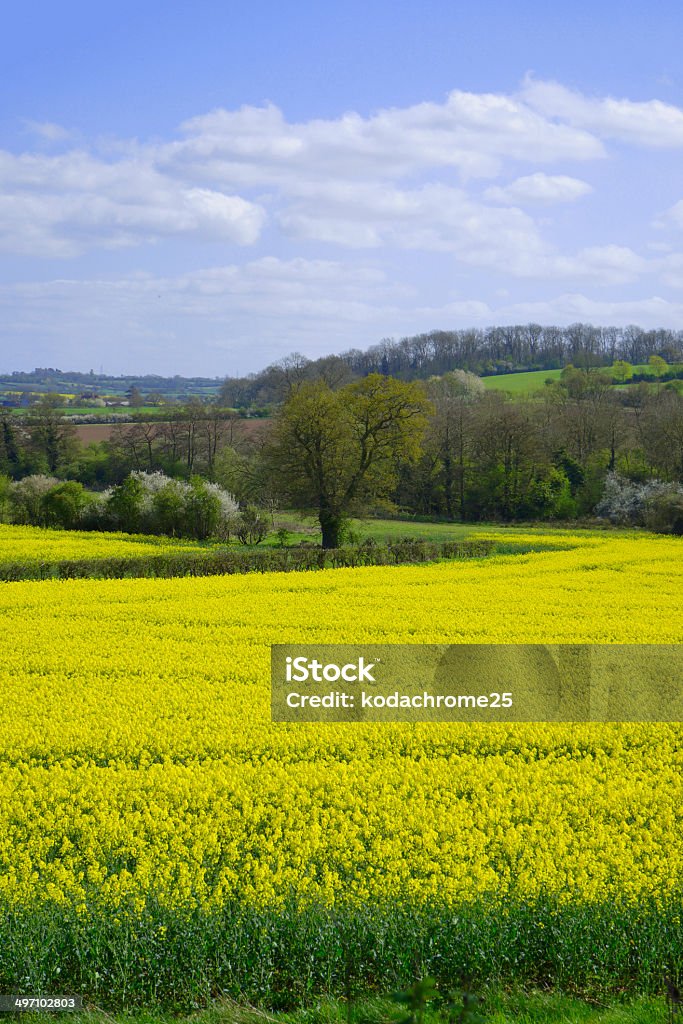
[267,374,431,547]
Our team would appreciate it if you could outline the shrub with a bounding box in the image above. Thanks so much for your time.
[0,539,495,581]
[9,475,60,526]
[595,472,683,526]
[151,479,188,537]
[41,481,90,529]
[644,491,683,535]
[130,471,239,540]
[235,505,269,545]
[107,475,146,532]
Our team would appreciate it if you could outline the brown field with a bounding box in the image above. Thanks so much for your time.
[74,418,272,445]
[74,423,120,444]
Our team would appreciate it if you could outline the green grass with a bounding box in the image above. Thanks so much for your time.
[265,515,476,546]
[270,513,610,547]
[1,992,666,1024]
[8,406,171,417]
[482,362,683,395]
[481,370,563,393]
[630,362,683,375]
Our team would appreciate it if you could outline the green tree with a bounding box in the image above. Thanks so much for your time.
[152,479,187,536]
[469,396,541,520]
[183,477,221,540]
[0,474,11,523]
[41,481,90,529]
[234,505,269,545]
[27,394,78,473]
[425,371,483,519]
[9,474,60,526]
[268,374,431,547]
[126,385,145,407]
[648,354,668,378]
[107,475,146,533]
[0,411,21,477]
[612,359,633,383]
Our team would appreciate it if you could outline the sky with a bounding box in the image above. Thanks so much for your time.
[3,1,683,377]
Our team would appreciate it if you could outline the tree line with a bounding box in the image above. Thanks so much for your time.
[261,369,683,545]
[218,323,683,408]
[1,366,682,547]
[0,397,249,486]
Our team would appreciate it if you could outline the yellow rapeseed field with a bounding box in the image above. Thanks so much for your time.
[0,524,206,565]
[0,530,681,916]
[0,524,205,565]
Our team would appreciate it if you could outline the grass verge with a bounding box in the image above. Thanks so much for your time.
[0,991,667,1024]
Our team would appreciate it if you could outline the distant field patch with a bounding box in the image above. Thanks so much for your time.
[0,524,206,566]
[72,417,272,444]
[482,368,563,392]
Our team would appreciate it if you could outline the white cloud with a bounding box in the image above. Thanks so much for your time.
[552,245,649,285]
[277,182,651,285]
[3,251,682,375]
[22,120,72,142]
[657,252,683,288]
[484,173,592,205]
[497,293,683,326]
[521,75,683,147]
[0,150,266,255]
[655,199,683,232]
[163,90,604,190]
[4,79,672,263]
[277,182,552,275]
[1,73,679,373]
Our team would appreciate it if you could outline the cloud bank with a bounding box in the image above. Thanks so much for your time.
[2,77,683,372]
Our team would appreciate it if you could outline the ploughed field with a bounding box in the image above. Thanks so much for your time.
[0,529,681,1007]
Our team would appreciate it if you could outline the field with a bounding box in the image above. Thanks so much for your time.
[71,418,271,445]
[0,528,681,1011]
[0,525,208,566]
[481,369,564,392]
[482,363,683,394]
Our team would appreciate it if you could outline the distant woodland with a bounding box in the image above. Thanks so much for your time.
[1,323,682,540]
[217,322,683,407]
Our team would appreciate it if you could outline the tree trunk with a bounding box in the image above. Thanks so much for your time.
[443,450,453,519]
[319,510,343,549]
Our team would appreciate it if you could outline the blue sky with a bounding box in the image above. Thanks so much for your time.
[3,0,683,376]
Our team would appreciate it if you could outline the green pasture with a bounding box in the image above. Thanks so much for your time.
[481,369,563,393]
[482,362,683,394]
[7,405,171,417]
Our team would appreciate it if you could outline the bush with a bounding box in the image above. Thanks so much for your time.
[151,479,187,537]
[0,475,11,524]
[0,539,495,582]
[107,475,146,532]
[41,481,91,529]
[644,491,683,535]
[182,477,221,540]
[9,475,60,526]
[235,505,269,545]
[596,472,683,527]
